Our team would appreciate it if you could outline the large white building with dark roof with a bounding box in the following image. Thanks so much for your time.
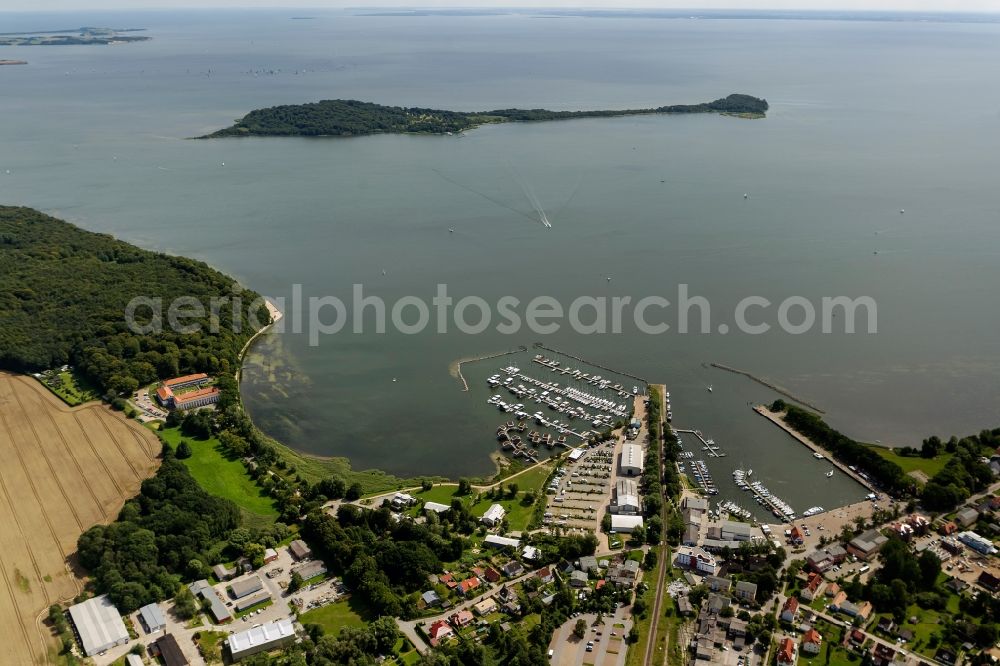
[68,594,130,657]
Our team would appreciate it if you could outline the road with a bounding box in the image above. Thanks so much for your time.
[642,384,670,666]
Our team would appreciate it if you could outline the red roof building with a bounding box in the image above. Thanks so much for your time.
[801,628,822,655]
[458,577,481,596]
[776,637,796,664]
[448,610,474,628]
[789,526,804,545]
[428,620,454,646]
[780,597,799,623]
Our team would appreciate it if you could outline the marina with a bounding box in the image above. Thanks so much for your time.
[690,460,719,495]
[483,355,641,465]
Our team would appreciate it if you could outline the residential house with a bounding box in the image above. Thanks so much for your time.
[501,560,524,578]
[448,610,474,628]
[536,567,554,584]
[421,591,440,608]
[780,597,799,624]
[824,582,841,598]
[876,617,896,635]
[939,521,958,536]
[439,573,458,589]
[734,581,757,603]
[578,555,600,574]
[789,526,804,545]
[458,577,482,597]
[428,620,454,646]
[607,559,640,587]
[728,618,748,638]
[570,570,589,588]
[705,576,732,593]
[483,566,502,583]
[806,545,848,573]
[801,628,822,655]
[212,563,237,581]
[473,597,498,616]
[801,572,824,601]
[776,637,797,664]
[677,596,694,616]
[872,644,897,666]
[707,593,731,615]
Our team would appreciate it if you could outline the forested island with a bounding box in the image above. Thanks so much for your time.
[0,206,266,397]
[0,27,149,46]
[203,93,768,138]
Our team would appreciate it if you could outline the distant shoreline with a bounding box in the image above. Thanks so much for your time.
[0,60,28,66]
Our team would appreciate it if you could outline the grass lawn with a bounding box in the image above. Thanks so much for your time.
[299,597,373,634]
[505,463,553,495]
[470,494,536,532]
[416,484,462,505]
[159,427,279,518]
[625,546,662,666]
[235,598,273,618]
[37,369,101,406]
[866,446,952,478]
[196,630,228,663]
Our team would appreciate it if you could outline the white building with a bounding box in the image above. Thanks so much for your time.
[481,503,506,527]
[612,479,641,514]
[675,545,717,575]
[484,534,521,549]
[68,595,130,657]
[610,514,644,533]
[138,602,166,633]
[958,531,998,555]
[227,618,296,661]
[423,501,451,514]
[620,443,644,476]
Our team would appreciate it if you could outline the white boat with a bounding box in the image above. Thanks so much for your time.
[826,470,834,478]
[813,452,824,459]
[707,385,713,393]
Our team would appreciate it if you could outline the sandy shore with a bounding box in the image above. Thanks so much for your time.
[263,296,283,325]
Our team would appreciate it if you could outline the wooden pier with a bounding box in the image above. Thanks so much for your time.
[533,343,648,385]
[675,428,726,458]
[451,345,527,391]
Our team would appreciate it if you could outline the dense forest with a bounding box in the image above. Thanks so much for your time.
[204,94,769,138]
[0,206,268,395]
[78,452,243,611]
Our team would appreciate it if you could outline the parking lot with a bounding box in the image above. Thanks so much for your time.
[548,609,632,666]
[131,386,168,422]
[542,397,645,547]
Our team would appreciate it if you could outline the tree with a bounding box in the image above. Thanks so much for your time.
[457,478,472,495]
[288,571,304,593]
[629,525,646,544]
[173,584,198,620]
[345,482,363,501]
[574,619,587,639]
[176,440,192,459]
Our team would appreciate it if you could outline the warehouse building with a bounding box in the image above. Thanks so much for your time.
[291,560,327,582]
[611,479,640,514]
[227,618,297,661]
[610,514,644,533]
[229,576,264,600]
[189,580,232,624]
[154,634,189,666]
[289,539,312,561]
[620,443,644,476]
[68,595,130,657]
[234,591,272,612]
[138,602,166,634]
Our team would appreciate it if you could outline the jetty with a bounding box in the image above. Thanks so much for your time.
[709,362,825,413]
[534,343,648,385]
[674,428,726,458]
[451,346,526,391]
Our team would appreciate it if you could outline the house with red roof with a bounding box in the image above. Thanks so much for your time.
[428,620,454,646]
[536,567,554,584]
[439,573,458,589]
[789,526,804,545]
[780,597,799,624]
[801,628,822,655]
[483,566,502,583]
[458,576,482,597]
[801,572,824,601]
[776,637,797,664]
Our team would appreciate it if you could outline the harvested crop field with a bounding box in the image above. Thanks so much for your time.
[0,372,160,664]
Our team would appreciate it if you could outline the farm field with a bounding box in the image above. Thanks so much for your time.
[0,372,160,664]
